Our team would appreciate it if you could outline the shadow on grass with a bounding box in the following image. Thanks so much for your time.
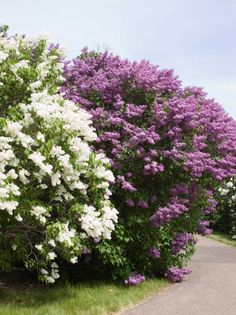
[0,270,125,309]
[0,270,168,315]
[0,281,117,306]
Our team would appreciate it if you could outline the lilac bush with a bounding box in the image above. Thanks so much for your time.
[214,177,236,237]
[0,30,118,283]
[62,49,236,280]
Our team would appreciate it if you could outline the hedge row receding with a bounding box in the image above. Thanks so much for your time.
[0,28,236,285]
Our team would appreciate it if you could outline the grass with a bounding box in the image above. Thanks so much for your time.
[208,231,236,247]
[0,277,168,315]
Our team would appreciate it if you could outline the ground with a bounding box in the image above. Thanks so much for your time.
[1,234,236,315]
[122,236,236,315]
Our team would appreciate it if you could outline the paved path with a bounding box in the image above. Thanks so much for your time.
[121,236,236,315]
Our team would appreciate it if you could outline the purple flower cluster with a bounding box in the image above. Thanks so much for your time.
[166,267,191,282]
[150,246,161,259]
[202,194,218,215]
[150,198,189,227]
[172,233,194,255]
[124,272,145,286]
[82,247,91,254]
[197,221,213,236]
[117,175,137,192]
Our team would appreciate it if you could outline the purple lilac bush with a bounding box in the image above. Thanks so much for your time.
[62,49,236,281]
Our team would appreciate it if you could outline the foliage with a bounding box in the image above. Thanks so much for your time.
[0,31,118,283]
[62,49,236,281]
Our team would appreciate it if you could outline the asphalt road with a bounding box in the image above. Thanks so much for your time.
[121,236,236,315]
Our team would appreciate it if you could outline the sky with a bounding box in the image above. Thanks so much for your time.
[1,0,236,118]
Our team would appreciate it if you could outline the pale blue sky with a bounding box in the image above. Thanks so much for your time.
[1,0,236,118]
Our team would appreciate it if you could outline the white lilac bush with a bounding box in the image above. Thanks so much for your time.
[0,27,118,283]
[217,177,236,238]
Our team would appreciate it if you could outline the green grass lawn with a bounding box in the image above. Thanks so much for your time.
[208,231,236,247]
[0,278,168,315]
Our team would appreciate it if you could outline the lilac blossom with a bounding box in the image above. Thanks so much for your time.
[126,199,135,207]
[117,175,137,192]
[82,247,91,254]
[150,198,189,227]
[150,246,161,259]
[137,200,149,209]
[197,221,213,236]
[124,272,145,286]
[166,267,191,282]
[172,233,194,255]
[202,197,218,215]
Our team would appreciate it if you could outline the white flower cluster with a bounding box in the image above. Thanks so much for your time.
[0,32,118,284]
[56,222,76,247]
[31,205,50,224]
[80,201,118,240]
[0,51,8,63]
[0,31,64,87]
[0,137,20,214]
[41,262,60,284]
[218,180,236,204]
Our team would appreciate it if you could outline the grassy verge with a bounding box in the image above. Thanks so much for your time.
[0,278,168,315]
[208,231,236,247]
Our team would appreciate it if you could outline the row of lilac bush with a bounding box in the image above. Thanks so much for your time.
[1,27,235,285]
